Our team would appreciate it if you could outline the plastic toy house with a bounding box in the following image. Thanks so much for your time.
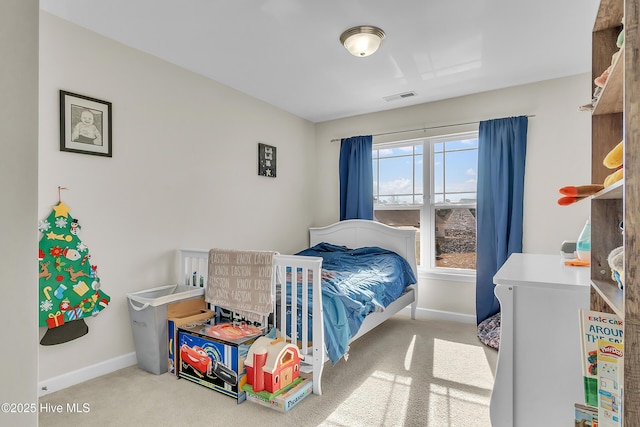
[245,336,302,394]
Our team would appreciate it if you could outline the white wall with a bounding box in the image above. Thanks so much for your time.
[314,74,592,317]
[0,1,39,424]
[38,12,316,386]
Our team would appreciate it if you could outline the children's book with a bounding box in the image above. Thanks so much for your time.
[579,309,623,407]
[575,403,598,427]
[597,340,623,427]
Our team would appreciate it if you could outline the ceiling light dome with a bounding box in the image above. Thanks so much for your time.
[340,26,385,57]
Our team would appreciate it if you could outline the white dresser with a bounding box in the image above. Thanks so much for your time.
[489,253,590,427]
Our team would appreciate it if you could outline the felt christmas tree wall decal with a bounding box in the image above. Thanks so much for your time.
[38,201,110,345]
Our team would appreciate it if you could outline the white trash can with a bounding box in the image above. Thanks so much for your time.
[127,284,204,374]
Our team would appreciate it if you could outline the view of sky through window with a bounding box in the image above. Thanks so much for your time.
[374,138,478,204]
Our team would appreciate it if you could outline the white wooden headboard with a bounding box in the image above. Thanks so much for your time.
[178,220,418,287]
[309,219,418,277]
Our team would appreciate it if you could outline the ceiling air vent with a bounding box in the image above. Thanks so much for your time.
[383,91,417,102]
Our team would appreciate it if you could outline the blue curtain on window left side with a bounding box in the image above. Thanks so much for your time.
[476,116,528,324]
[339,135,374,220]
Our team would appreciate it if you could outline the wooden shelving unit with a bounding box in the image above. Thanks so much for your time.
[589,0,640,424]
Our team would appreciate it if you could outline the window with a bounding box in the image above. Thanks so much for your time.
[373,132,478,273]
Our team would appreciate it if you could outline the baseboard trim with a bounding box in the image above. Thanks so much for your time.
[38,352,137,397]
[399,306,477,324]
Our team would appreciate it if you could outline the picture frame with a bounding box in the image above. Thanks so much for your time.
[258,143,277,177]
[60,90,112,157]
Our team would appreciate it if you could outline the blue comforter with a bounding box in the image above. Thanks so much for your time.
[286,243,416,364]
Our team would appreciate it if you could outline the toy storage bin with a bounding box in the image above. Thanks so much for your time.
[127,284,204,374]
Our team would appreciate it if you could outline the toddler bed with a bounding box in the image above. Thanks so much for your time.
[178,219,418,395]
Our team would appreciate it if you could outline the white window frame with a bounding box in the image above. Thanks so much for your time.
[373,131,478,281]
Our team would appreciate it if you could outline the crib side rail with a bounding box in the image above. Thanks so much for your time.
[272,254,324,394]
[272,254,323,353]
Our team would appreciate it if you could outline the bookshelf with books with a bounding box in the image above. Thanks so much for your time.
[588,0,640,425]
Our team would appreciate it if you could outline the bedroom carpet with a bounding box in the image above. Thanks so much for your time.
[39,314,498,427]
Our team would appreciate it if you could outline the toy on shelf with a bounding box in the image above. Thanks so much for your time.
[595,18,624,87]
[617,27,624,49]
[595,63,613,88]
[593,49,621,89]
[557,184,604,206]
[603,140,623,188]
[608,246,624,290]
[557,140,624,205]
[589,51,619,108]
[580,19,624,111]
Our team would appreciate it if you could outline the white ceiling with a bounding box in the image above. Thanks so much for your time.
[40,0,600,123]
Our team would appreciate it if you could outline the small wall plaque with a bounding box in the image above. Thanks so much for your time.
[258,143,276,178]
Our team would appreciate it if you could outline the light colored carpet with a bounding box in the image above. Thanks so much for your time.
[39,314,497,427]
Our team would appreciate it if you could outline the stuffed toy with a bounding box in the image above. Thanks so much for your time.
[616,16,625,49]
[595,65,612,88]
[595,50,622,87]
[608,246,624,289]
[603,140,623,187]
[596,16,623,88]
[587,22,623,108]
[617,27,624,49]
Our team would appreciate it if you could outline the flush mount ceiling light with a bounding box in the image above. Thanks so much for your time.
[340,25,386,57]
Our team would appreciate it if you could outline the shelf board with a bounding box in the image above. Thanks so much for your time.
[593,0,624,31]
[593,47,624,115]
[592,180,623,199]
[573,181,623,206]
[591,279,624,318]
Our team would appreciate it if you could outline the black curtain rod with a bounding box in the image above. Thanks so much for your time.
[330,115,536,143]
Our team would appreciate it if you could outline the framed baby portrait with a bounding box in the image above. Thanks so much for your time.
[60,90,112,157]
